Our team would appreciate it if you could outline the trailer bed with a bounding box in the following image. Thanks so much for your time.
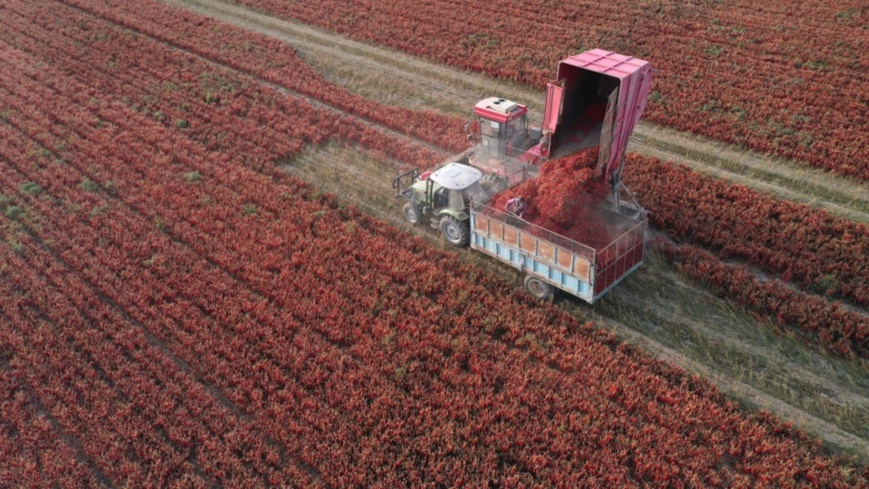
[469,200,646,304]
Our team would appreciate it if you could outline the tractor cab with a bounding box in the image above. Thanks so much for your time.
[424,163,484,212]
[392,163,484,247]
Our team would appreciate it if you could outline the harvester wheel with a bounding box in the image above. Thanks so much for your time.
[402,202,422,225]
[524,276,554,301]
[440,215,470,247]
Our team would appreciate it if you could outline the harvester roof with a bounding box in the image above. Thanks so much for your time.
[474,97,527,123]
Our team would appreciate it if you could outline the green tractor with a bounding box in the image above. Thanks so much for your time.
[392,162,489,247]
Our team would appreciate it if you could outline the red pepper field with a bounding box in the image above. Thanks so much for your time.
[228,0,869,180]
[1,0,867,486]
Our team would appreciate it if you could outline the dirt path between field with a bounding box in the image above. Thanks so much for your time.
[161,0,869,460]
[164,0,869,225]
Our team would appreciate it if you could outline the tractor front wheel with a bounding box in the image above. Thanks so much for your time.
[402,202,422,225]
[524,276,554,301]
[440,215,470,247]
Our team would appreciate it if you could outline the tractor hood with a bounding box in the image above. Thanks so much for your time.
[430,163,482,190]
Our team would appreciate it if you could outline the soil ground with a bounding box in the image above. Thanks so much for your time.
[162,0,869,461]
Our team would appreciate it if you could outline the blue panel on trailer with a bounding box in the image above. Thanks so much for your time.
[578,279,589,296]
[551,268,563,285]
[537,261,551,278]
[471,227,598,302]
[514,250,525,268]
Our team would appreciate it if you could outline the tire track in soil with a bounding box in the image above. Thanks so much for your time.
[286,145,869,461]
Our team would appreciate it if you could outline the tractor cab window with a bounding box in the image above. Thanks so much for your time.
[434,187,449,208]
[463,181,486,203]
[448,189,465,211]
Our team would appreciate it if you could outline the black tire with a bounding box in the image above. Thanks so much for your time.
[440,215,470,247]
[524,275,554,301]
[402,201,422,225]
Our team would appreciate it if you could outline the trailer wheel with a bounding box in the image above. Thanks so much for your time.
[440,215,470,247]
[402,202,422,225]
[524,276,554,301]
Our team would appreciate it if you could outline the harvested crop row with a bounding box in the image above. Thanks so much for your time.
[37,0,866,311]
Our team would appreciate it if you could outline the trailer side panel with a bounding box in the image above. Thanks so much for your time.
[471,204,646,304]
[472,211,595,302]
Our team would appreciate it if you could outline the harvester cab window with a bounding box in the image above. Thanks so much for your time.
[505,114,527,153]
[478,117,505,164]
[506,116,522,139]
[480,118,500,138]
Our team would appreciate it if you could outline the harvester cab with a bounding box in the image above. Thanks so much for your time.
[392,162,485,247]
[463,50,653,218]
[468,97,541,174]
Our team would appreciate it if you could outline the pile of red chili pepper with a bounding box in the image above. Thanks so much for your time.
[490,146,614,250]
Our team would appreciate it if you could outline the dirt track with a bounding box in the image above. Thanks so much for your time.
[159,0,869,460]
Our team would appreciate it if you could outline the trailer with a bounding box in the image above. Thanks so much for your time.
[467,170,647,303]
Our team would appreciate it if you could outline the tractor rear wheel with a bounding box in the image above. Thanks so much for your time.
[440,215,470,247]
[524,276,554,301]
[402,202,422,225]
